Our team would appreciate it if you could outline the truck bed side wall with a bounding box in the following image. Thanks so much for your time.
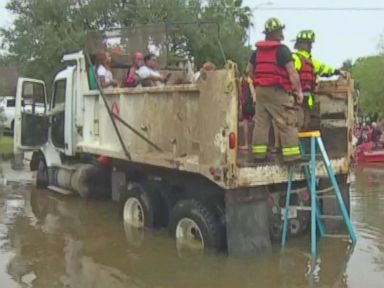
[316,77,355,161]
[79,66,238,187]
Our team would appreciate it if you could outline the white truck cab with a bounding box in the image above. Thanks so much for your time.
[14,52,86,163]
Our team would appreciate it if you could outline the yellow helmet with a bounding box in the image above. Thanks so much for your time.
[296,30,316,43]
[263,18,285,34]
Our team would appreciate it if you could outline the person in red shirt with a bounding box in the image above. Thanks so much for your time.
[125,51,144,88]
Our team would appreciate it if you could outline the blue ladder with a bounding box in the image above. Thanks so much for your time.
[281,130,357,257]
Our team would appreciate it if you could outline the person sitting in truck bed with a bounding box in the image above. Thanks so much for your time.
[192,62,216,82]
[96,50,119,89]
[124,51,144,88]
[136,53,170,87]
[88,53,98,90]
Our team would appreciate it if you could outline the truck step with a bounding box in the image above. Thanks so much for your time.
[47,185,74,195]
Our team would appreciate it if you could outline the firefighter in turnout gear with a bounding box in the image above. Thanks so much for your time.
[293,30,344,129]
[247,18,303,162]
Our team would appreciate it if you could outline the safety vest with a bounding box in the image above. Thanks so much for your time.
[295,53,316,92]
[253,41,293,92]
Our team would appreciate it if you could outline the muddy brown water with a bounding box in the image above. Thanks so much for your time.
[0,166,383,288]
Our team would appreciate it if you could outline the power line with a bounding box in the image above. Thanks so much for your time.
[255,7,384,11]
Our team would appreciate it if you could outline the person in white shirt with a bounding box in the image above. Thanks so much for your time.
[136,53,169,87]
[192,61,216,82]
[97,50,119,89]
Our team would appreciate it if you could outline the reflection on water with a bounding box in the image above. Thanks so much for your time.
[347,165,384,288]
[0,166,382,287]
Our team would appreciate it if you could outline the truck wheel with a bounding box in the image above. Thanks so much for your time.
[169,199,222,253]
[121,183,157,228]
[36,158,48,188]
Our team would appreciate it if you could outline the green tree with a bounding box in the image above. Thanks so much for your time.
[341,59,353,72]
[1,0,252,85]
[352,55,384,115]
[1,0,86,86]
[0,80,14,96]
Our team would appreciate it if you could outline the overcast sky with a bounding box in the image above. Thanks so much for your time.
[244,0,384,66]
[1,0,384,67]
[0,1,12,28]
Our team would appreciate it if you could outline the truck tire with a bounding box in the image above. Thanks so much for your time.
[36,158,48,188]
[120,183,159,228]
[169,199,223,253]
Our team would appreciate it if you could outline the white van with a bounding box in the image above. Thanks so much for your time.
[0,96,16,132]
[0,96,44,133]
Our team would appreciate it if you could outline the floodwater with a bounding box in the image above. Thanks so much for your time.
[0,166,383,288]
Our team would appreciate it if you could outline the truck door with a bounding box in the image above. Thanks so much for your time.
[51,66,75,155]
[14,78,49,151]
[51,79,66,150]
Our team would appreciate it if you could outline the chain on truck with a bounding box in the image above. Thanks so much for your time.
[13,24,356,257]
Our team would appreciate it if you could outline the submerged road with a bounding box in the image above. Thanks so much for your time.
[0,164,382,287]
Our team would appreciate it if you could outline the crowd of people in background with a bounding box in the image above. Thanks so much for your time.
[355,120,384,149]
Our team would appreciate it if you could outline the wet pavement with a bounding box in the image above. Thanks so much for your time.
[0,165,383,287]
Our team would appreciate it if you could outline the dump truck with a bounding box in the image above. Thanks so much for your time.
[13,27,356,256]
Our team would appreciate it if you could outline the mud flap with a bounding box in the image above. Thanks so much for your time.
[225,187,272,257]
[111,170,126,202]
[319,174,350,233]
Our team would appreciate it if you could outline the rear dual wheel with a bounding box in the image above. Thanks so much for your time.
[121,183,159,228]
[123,197,145,228]
[169,199,223,253]
[121,183,224,253]
[120,183,158,247]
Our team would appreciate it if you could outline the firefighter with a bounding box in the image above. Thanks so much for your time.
[293,30,344,129]
[248,18,303,163]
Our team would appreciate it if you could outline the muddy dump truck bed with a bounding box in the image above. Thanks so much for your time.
[238,76,355,186]
[77,61,354,189]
